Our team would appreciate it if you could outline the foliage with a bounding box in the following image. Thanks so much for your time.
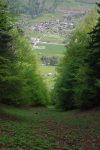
[0,1,49,106]
[74,3,100,109]
[12,30,49,106]
[3,0,63,18]
[81,2,100,108]
[3,0,96,19]
[0,1,21,105]
[41,56,59,66]
[54,6,99,110]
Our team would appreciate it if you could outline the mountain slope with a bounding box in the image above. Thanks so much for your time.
[4,0,97,18]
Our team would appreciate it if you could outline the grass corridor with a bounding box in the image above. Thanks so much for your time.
[0,105,100,150]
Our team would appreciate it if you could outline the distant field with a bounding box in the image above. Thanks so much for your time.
[31,13,63,24]
[39,65,57,90]
[57,0,95,8]
[35,44,66,56]
[40,66,56,74]
[30,31,65,43]
[42,34,65,43]
[35,43,65,89]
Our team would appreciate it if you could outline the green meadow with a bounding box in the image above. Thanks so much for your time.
[31,13,63,24]
[35,44,65,89]
[36,44,66,56]
[40,66,56,90]
[0,105,100,149]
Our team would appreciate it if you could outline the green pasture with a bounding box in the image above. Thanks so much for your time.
[42,34,65,43]
[35,44,65,89]
[40,66,57,90]
[35,44,66,56]
[58,0,95,8]
[30,31,65,43]
[31,13,63,24]
[0,105,100,149]
[40,66,56,74]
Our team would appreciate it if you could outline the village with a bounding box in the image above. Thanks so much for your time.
[31,20,74,35]
[30,10,86,47]
[30,18,74,48]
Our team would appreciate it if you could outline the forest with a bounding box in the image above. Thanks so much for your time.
[3,0,64,18]
[0,0,100,149]
[54,5,100,110]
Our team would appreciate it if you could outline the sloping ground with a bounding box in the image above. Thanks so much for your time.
[0,105,100,149]
[4,0,96,15]
[56,0,96,9]
[75,0,99,4]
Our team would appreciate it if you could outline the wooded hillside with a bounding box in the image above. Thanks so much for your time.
[4,0,97,18]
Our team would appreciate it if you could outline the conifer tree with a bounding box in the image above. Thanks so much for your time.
[73,3,100,109]
[54,7,99,110]
[85,2,100,107]
[88,3,100,78]
[0,1,21,105]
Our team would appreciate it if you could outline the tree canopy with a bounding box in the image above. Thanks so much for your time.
[54,4,100,110]
[0,1,49,106]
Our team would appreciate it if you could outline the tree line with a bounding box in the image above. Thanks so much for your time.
[3,0,62,18]
[53,4,100,110]
[41,56,59,66]
[0,1,49,106]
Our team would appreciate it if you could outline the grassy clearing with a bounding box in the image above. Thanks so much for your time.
[44,76,56,91]
[58,0,95,8]
[30,31,65,43]
[31,13,63,24]
[35,44,65,89]
[42,34,65,43]
[40,66,56,90]
[0,105,100,150]
[40,66,56,74]
[35,44,66,56]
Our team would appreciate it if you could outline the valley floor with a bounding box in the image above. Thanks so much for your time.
[0,105,100,150]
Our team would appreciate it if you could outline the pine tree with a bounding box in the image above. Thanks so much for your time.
[86,2,100,107]
[75,3,100,109]
[88,3,100,78]
[54,7,98,110]
[0,1,21,105]
[0,1,12,57]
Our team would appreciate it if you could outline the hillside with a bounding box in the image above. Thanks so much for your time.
[0,105,100,149]
[5,0,97,17]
